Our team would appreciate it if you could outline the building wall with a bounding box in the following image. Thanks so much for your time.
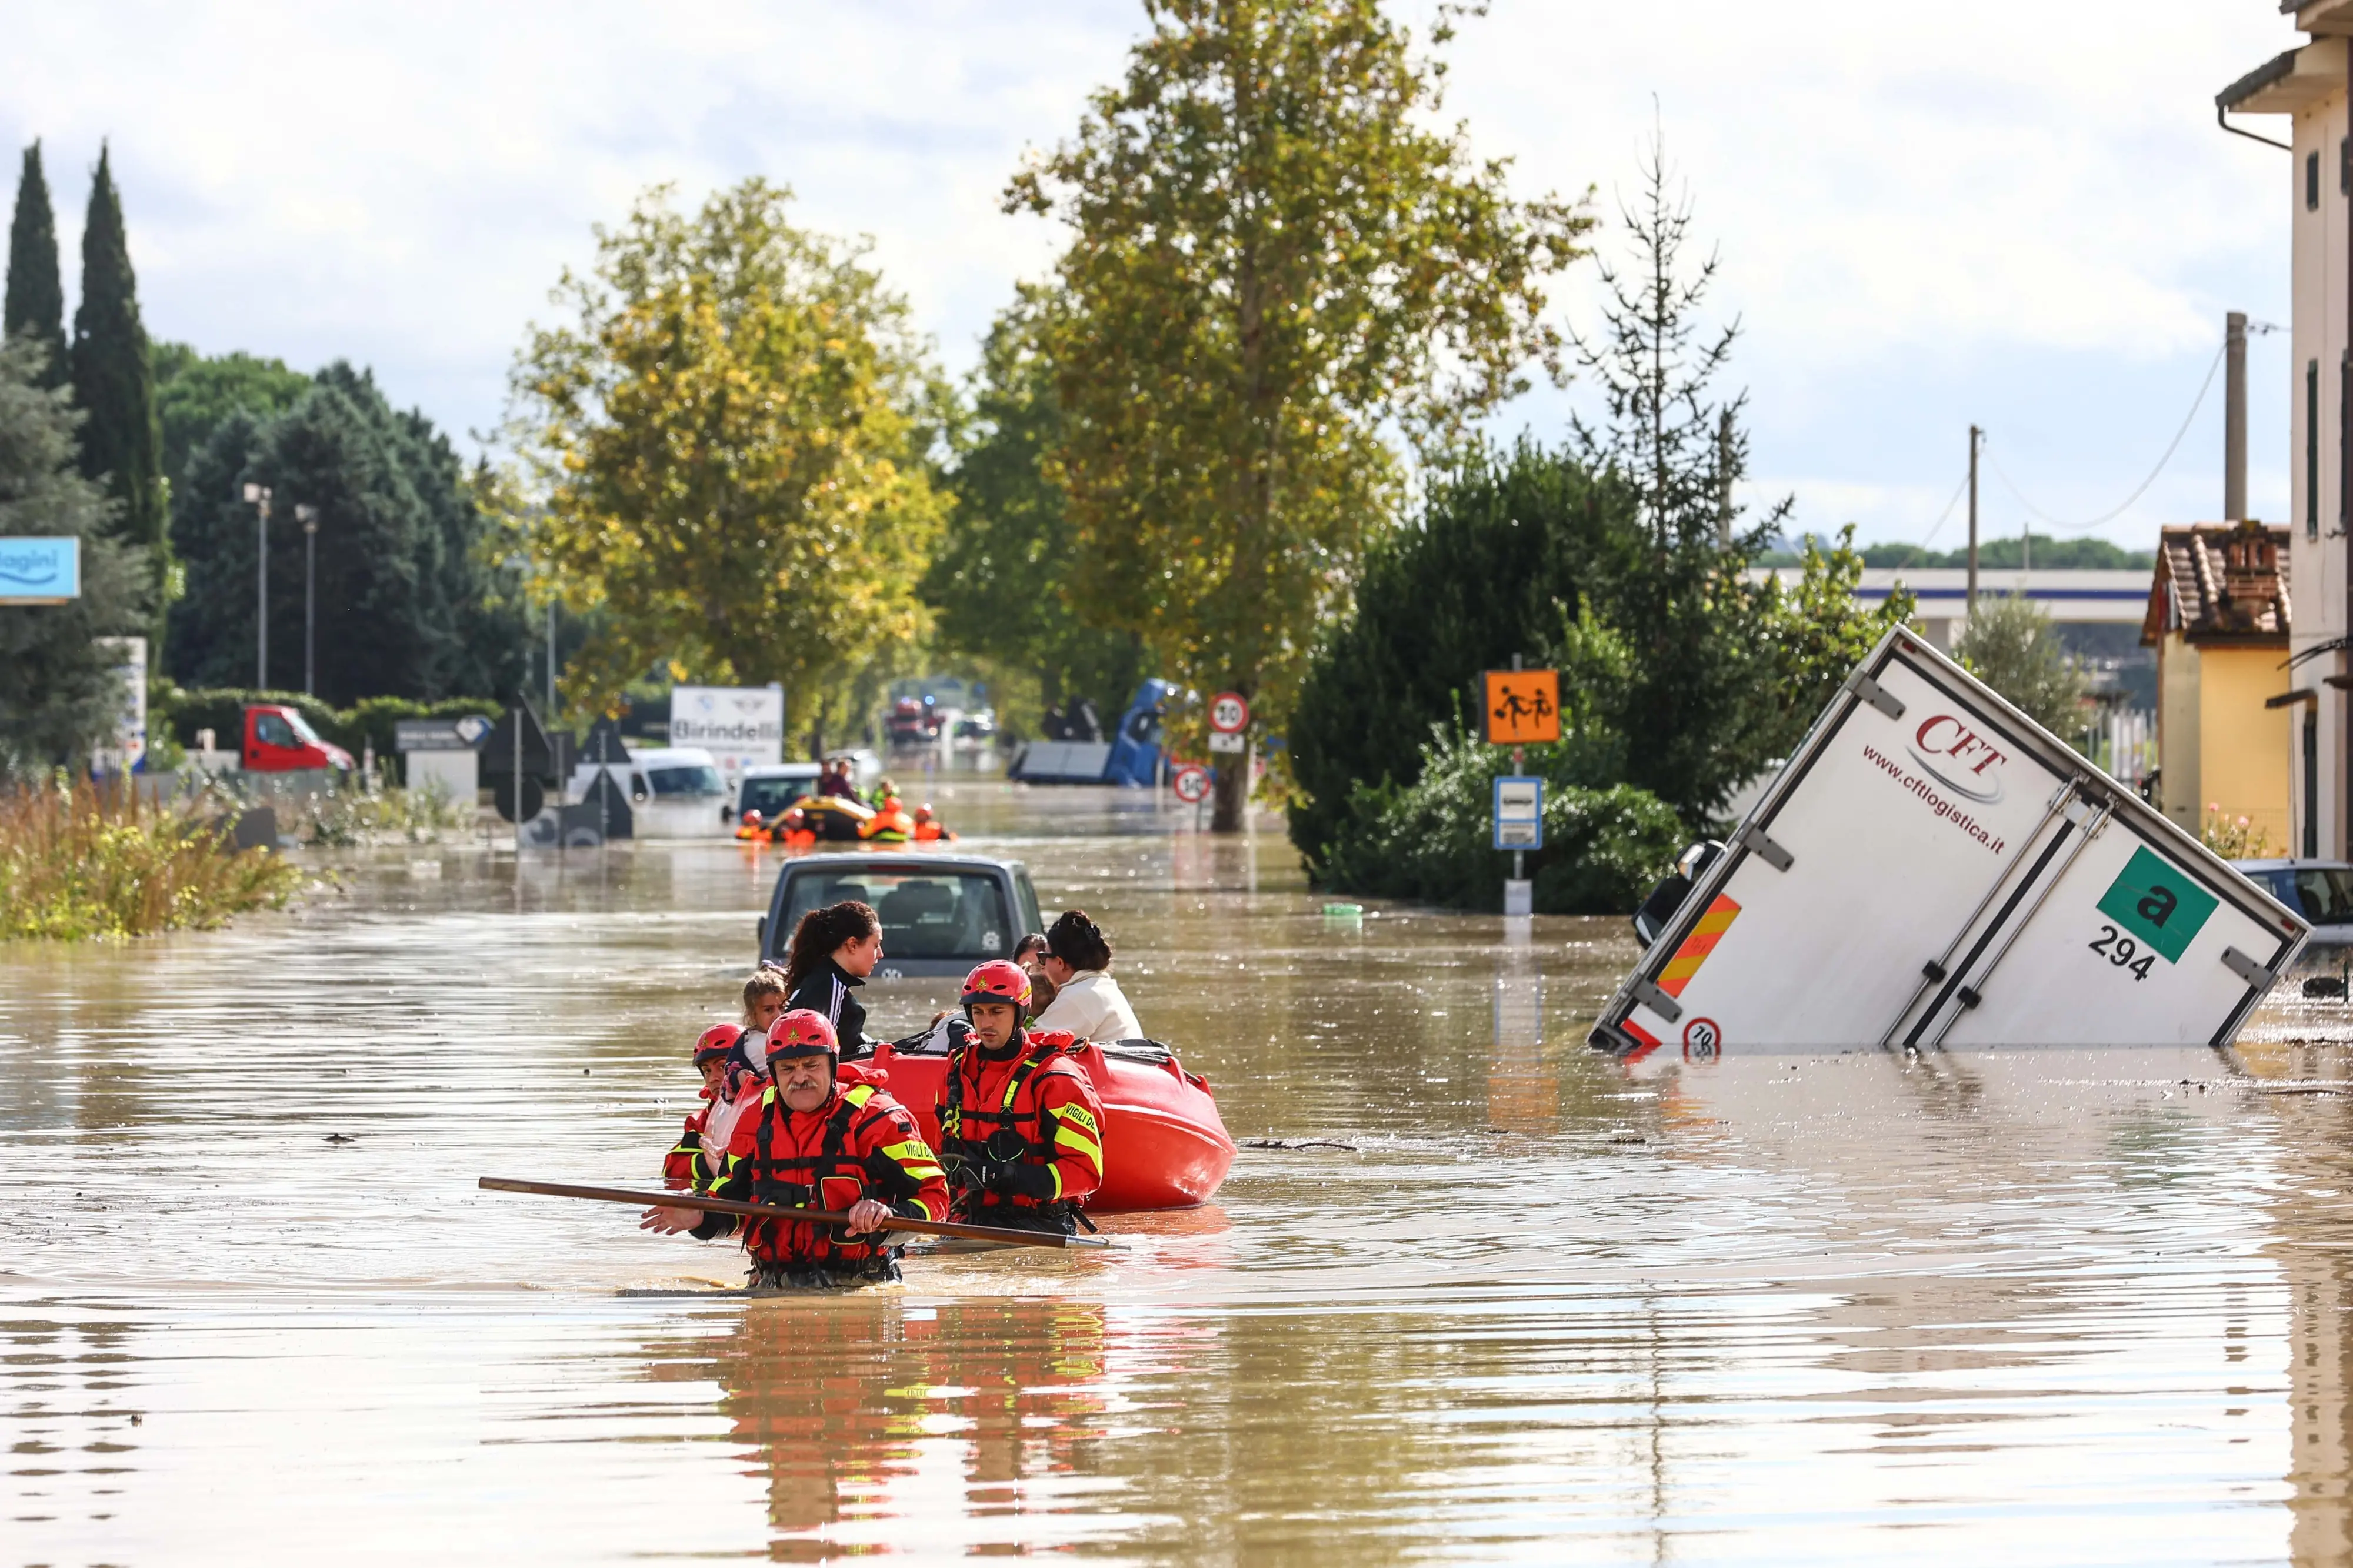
[2293,84,2351,856]
[2198,645,2295,852]
[2157,631,2202,832]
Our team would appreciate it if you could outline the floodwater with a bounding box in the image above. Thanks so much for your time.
[9,778,2353,1564]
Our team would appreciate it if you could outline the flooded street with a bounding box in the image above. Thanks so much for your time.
[11,778,2353,1563]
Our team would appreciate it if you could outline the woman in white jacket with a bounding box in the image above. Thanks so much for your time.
[1029,909,1144,1042]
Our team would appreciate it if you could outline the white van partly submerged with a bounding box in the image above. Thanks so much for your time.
[565,746,731,839]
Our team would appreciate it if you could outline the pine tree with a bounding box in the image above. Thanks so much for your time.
[4,141,67,389]
[71,146,163,554]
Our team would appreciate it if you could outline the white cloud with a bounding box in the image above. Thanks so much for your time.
[0,0,2309,548]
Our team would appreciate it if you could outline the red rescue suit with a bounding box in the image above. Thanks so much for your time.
[935,1028,1105,1233]
[696,1069,948,1285]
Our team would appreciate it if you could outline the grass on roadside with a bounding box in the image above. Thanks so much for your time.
[0,774,304,941]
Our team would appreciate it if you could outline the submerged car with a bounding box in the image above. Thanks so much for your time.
[2233,859,2353,945]
[758,852,1045,979]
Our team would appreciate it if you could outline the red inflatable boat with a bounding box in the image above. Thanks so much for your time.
[865,1036,1235,1211]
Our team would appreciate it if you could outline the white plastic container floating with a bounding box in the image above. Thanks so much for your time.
[1590,625,2309,1057]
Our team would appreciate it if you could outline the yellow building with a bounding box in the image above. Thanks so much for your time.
[2141,521,2295,852]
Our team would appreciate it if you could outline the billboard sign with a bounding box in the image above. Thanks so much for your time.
[669,684,785,783]
[0,536,80,603]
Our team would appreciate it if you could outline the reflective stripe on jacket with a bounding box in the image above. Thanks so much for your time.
[935,1029,1106,1214]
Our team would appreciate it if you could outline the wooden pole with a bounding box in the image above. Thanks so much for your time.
[477,1175,1114,1250]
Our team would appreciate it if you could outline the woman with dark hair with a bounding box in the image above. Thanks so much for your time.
[1028,908,1144,1042]
[783,900,883,1060]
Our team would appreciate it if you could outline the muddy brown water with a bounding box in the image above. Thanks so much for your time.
[10,777,2353,1563]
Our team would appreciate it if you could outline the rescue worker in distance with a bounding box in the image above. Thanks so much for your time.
[935,960,1106,1235]
[644,1010,948,1289]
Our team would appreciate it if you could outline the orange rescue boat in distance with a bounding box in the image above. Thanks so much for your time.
[866,1035,1235,1212]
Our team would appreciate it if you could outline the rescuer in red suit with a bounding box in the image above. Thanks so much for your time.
[643,1010,948,1289]
[935,960,1105,1235]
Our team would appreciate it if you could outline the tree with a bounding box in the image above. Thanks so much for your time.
[1009,0,1589,829]
[923,285,1151,734]
[502,179,947,747]
[1288,438,1636,868]
[4,142,66,391]
[168,363,530,703]
[0,336,153,776]
[1954,595,2086,735]
[70,146,165,616]
[152,342,309,492]
[1561,138,1795,822]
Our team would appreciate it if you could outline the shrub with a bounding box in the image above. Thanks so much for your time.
[0,775,302,940]
[1317,723,1684,913]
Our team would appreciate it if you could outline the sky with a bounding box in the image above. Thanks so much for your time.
[0,0,2311,555]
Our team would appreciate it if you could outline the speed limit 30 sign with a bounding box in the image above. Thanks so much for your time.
[1172,765,1212,803]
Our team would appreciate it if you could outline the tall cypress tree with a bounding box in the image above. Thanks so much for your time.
[4,141,67,389]
[70,143,166,633]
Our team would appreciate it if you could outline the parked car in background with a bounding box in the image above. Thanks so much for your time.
[564,745,730,838]
[2234,859,2353,945]
[242,704,353,773]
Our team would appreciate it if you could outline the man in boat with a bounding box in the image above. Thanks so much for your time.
[642,1010,949,1288]
[935,960,1106,1236]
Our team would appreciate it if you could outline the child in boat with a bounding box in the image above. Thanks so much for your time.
[735,967,790,1076]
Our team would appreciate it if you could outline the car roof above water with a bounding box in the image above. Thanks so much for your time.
[2234,858,2353,873]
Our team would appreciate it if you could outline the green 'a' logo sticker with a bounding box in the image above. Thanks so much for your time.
[2095,846,2218,963]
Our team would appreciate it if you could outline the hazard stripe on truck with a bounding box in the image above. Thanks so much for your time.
[1659,894,1742,998]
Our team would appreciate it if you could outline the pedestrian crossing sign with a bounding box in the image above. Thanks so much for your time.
[1484,669,1560,745]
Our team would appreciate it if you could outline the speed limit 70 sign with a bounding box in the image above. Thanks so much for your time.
[1171,765,1211,803]
[1209,691,1250,733]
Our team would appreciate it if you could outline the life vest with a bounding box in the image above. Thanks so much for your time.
[735,1082,897,1264]
[938,1030,1083,1212]
[860,806,914,843]
[912,820,953,842]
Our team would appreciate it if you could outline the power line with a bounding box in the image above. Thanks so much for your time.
[1982,339,2229,533]
[1889,468,1974,568]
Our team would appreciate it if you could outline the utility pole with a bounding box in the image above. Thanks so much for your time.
[296,504,319,696]
[2225,311,2248,522]
[1966,426,1982,613]
[242,482,273,687]
[1716,408,1735,545]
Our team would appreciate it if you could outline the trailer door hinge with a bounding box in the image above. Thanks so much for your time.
[2222,946,2279,989]
[1736,823,1794,873]
[1628,976,1684,1025]
[1844,670,1906,720]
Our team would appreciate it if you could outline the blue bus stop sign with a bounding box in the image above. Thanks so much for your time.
[1493,775,1544,852]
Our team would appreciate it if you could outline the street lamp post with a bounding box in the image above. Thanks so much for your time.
[295,504,320,696]
[241,482,273,687]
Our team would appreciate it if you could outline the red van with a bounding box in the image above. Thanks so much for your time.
[242,704,354,773]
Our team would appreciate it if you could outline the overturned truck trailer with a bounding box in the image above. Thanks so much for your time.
[1591,626,2308,1057]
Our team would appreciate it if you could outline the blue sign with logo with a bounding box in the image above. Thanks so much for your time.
[1492,775,1544,851]
[0,536,80,602]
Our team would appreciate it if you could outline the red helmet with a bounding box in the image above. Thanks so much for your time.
[693,1023,744,1065]
[961,959,1032,1013]
[765,1008,838,1062]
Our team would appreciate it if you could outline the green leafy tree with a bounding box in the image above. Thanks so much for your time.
[502,179,946,750]
[1954,594,2086,735]
[5,142,66,391]
[0,335,153,776]
[70,146,166,636]
[1288,437,1637,868]
[168,363,529,703]
[152,342,309,492]
[1009,0,1589,829]
[924,285,1149,735]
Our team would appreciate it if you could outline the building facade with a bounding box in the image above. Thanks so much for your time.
[2222,9,2353,856]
